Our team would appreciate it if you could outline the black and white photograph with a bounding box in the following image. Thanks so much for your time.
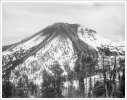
[1,1,126,98]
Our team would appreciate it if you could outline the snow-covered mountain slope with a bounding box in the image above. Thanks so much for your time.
[10,36,77,85]
[2,23,124,86]
[77,24,125,55]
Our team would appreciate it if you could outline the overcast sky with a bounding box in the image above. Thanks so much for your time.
[2,2,125,45]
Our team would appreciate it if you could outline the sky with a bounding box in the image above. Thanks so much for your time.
[2,2,125,45]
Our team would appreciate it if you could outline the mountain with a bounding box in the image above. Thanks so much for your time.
[2,23,97,77]
[2,23,125,97]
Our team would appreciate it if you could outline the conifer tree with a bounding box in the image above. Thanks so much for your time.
[41,62,64,98]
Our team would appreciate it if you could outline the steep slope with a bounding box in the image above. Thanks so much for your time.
[2,23,98,81]
[77,25,111,50]
[77,24,125,55]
